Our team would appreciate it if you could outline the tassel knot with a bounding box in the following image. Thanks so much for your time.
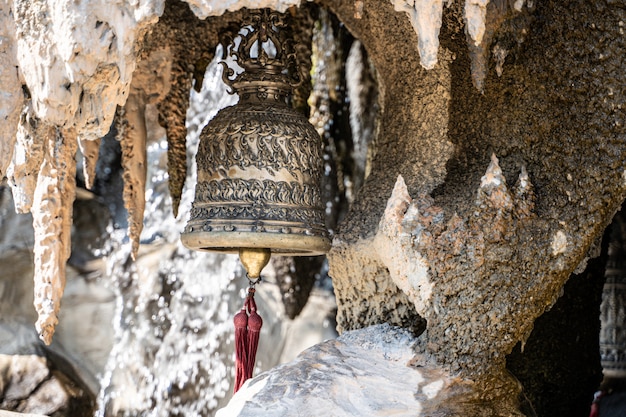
[233,288,263,393]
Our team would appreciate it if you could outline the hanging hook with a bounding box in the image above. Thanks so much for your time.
[247,273,263,288]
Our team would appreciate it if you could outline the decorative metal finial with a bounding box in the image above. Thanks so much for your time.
[220,9,304,102]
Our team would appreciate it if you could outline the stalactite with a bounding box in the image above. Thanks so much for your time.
[391,0,444,70]
[289,3,315,114]
[159,67,190,219]
[148,2,227,219]
[11,0,163,135]
[472,153,514,242]
[117,97,147,261]
[388,0,531,90]
[272,256,319,320]
[78,138,101,190]
[514,166,536,219]
[465,0,489,46]
[113,48,172,260]
[464,0,503,91]
[7,105,46,214]
[32,127,77,345]
[465,0,533,90]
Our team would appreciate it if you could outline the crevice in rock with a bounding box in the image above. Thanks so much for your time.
[506,216,610,417]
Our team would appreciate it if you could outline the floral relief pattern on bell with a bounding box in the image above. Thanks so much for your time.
[181,9,330,256]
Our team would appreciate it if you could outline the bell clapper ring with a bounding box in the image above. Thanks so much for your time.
[247,274,262,289]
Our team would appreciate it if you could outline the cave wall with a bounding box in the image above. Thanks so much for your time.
[1,0,626,413]
[321,0,626,399]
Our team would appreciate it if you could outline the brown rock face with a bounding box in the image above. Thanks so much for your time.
[318,0,626,407]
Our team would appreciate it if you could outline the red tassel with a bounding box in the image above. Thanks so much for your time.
[233,307,249,392]
[233,288,263,393]
[589,391,603,417]
[246,292,262,379]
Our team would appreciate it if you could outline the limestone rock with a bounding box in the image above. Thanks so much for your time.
[11,0,164,137]
[0,355,49,403]
[16,374,69,415]
[31,128,78,345]
[0,353,93,416]
[218,324,523,416]
[391,0,443,70]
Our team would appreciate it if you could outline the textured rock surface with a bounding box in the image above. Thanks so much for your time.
[0,355,50,403]
[11,0,164,137]
[321,0,626,395]
[0,2,22,178]
[7,105,46,214]
[0,330,95,416]
[507,245,607,417]
[0,353,94,415]
[7,0,308,143]
[218,324,523,416]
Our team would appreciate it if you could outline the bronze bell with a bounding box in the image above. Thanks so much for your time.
[182,9,331,262]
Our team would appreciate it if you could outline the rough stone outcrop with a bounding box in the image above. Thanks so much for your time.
[0,353,92,415]
[321,0,626,402]
[0,319,96,417]
[218,324,524,416]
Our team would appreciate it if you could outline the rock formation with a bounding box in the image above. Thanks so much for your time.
[218,324,525,416]
[0,353,93,415]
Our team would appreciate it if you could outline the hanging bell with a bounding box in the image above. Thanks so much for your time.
[181,9,331,257]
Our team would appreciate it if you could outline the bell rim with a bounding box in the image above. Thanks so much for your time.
[181,231,331,257]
